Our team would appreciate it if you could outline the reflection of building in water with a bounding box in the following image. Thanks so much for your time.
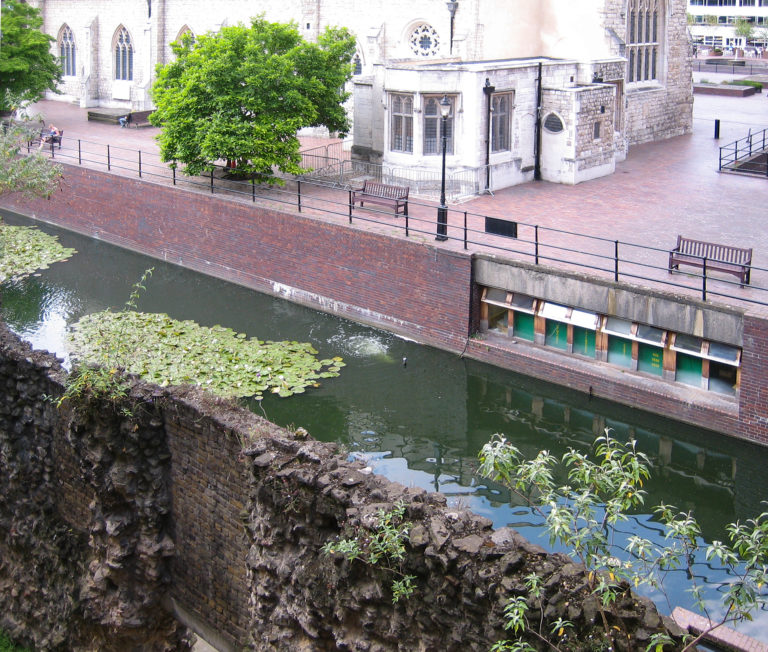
[463,359,768,541]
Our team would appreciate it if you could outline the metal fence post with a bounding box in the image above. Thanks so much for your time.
[138,150,142,178]
[348,189,352,223]
[107,144,111,171]
[297,180,302,213]
[614,240,619,282]
[172,167,176,186]
[534,225,539,265]
[78,140,82,165]
[252,180,255,202]
[702,258,708,301]
[210,169,214,194]
[463,211,468,249]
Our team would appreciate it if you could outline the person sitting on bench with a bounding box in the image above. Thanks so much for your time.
[38,123,60,150]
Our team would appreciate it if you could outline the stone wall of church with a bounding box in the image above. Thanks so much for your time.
[621,0,693,145]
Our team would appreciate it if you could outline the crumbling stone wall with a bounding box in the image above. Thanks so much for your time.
[0,322,686,650]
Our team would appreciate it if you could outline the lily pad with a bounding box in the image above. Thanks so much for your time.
[0,224,77,283]
[68,310,345,399]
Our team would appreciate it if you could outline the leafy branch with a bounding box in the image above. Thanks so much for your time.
[322,501,416,603]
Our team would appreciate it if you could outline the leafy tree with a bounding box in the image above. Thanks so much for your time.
[150,18,355,182]
[0,121,62,198]
[479,432,768,651]
[734,18,754,45]
[0,0,62,112]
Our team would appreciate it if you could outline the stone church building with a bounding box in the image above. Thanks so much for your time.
[30,0,693,190]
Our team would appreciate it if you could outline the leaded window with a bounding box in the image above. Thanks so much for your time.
[491,93,512,152]
[409,24,441,57]
[115,27,133,81]
[60,26,76,77]
[626,0,663,83]
[423,95,454,155]
[390,94,413,153]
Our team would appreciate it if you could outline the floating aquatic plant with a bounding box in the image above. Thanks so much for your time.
[0,223,76,282]
[69,310,345,399]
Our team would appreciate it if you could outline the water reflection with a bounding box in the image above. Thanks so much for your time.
[2,210,767,641]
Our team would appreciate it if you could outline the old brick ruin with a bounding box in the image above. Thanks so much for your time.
[0,321,687,650]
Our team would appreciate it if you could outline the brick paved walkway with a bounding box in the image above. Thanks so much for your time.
[23,90,768,313]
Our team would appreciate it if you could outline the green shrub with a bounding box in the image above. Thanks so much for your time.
[728,79,763,92]
[0,630,30,652]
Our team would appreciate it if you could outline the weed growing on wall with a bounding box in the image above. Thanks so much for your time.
[478,432,768,651]
[0,629,30,652]
[322,501,417,603]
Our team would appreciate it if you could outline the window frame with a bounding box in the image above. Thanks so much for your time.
[491,92,513,153]
[390,93,414,154]
[114,27,134,81]
[422,94,456,156]
[60,25,76,77]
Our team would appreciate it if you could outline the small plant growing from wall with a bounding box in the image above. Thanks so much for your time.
[478,432,768,651]
[322,501,417,603]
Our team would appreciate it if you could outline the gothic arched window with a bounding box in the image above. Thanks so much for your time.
[60,25,76,77]
[114,27,134,81]
[626,0,663,84]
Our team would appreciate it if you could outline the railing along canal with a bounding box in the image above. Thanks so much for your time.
[26,136,768,310]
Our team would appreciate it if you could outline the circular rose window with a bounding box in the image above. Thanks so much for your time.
[409,24,440,57]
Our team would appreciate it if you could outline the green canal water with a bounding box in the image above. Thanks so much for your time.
[2,212,767,642]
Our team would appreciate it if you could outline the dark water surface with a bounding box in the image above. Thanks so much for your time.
[2,211,767,640]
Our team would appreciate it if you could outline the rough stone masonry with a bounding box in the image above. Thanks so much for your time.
[0,321,686,650]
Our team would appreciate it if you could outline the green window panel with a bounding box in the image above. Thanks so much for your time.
[572,326,596,357]
[545,320,568,350]
[513,312,535,341]
[676,353,702,387]
[607,336,633,368]
[637,343,663,376]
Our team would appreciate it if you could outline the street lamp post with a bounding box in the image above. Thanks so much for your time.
[436,94,450,241]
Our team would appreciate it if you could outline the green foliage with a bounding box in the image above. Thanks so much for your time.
[58,268,156,411]
[0,120,63,198]
[478,431,768,651]
[727,80,763,91]
[0,0,62,111]
[734,18,754,41]
[150,17,356,182]
[0,222,75,282]
[69,310,345,399]
[322,501,416,603]
[0,628,30,652]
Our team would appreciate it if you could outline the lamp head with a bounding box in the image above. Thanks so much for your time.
[439,94,451,118]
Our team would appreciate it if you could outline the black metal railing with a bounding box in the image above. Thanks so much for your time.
[693,60,768,75]
[719,128,768,177]
[23,136,768,309]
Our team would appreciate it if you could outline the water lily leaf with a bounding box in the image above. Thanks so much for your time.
[0,224,77,282]
[68,309,344,400]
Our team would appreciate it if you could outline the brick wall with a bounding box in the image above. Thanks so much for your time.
[3,164,473,353]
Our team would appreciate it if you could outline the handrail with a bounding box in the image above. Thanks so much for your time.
[719,128,768,177]
[21,136,768,310]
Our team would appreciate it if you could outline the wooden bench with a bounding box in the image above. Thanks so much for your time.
[125,110,154,128]
[668,235,752,286]
[351,180,409,217]
[38,128,64,149]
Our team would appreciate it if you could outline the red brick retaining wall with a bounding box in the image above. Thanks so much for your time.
[1,166,472,353]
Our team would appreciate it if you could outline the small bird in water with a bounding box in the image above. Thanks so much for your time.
[402,357,407,367]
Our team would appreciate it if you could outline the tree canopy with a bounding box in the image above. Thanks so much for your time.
[0,0,62,112]
[150,18,356,181]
